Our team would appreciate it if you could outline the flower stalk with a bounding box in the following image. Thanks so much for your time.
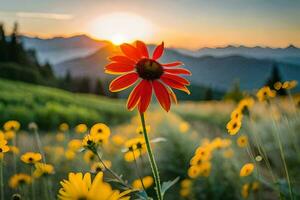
[140,112,163,200]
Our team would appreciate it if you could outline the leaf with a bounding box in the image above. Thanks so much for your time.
[150,137,167,144]
[161,177,180,197]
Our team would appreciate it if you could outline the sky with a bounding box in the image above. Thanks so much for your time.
[0,0,299,49]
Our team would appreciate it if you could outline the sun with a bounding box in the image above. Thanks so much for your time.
[89,12,154,45]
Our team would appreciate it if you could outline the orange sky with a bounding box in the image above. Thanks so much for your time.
[1,0,300,49]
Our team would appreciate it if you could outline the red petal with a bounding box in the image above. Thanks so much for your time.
[138,80,152,113]
[161,73,190,85]
[105,62,135,74]
[152,42,164,60]
[136,41,149,58]
[109,72,139,92]
[120,43,141,61]
[153,80,171,112]
[127,81,144,111]
[164,68,191,75]
[162,62,183,67]
[167,87,178,104]
[161,76,190,95]
[108,56,136,66]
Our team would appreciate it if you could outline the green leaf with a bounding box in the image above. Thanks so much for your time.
[161,177,180,197]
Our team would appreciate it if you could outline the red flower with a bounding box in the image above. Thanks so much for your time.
[105,41,191,113]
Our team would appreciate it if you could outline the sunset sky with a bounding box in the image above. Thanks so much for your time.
[0,0,299,49]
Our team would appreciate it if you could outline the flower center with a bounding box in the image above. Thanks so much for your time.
[136,59,163,80]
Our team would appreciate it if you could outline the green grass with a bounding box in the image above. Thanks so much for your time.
[0,78,132,130]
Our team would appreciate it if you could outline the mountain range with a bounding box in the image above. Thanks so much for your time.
[21,35,108,64]
[21,35,300,92]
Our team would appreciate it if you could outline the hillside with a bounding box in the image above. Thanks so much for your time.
[0,78,131,130]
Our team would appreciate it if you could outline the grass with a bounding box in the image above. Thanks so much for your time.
[0,79,299,200]
[0,78,132,130]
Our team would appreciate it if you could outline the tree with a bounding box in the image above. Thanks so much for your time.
[77,77,91,93]
[265,63,286,95]
[224,81,244,102]
[94,78,106,96]
[204,87,213,101]
[0,23,8,62]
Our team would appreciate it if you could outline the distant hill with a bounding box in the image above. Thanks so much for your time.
[55,44,300,92]
[21,35,109,64]
[175,45,300,65]
[0,78,130,130]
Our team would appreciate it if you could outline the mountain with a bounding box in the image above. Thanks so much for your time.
[55,44,300,92]
[175,45,300,65]
[21,35,109,64]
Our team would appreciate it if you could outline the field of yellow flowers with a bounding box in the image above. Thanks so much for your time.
[0,81,299,199]
[1,41,300,200]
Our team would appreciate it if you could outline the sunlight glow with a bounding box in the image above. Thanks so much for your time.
[89,12,154,45]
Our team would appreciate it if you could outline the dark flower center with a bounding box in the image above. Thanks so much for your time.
[136,59,163,80]
[0,148,2,152]
[28,157,33,162]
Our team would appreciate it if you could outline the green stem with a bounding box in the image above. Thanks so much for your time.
[33,129,46,163]
[139,112,162,200]
[132,150,147,192]
[31,166,36,200]
[94,151,131,189]
[0,161,4,200]
[272,119,293,200]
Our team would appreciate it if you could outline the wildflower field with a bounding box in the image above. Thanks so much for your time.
[0,75,300,200]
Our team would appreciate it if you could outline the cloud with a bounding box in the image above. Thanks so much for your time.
[0,11,73,20]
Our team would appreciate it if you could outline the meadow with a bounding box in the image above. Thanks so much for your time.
[0,78,299,200]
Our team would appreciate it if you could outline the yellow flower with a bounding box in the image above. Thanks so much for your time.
[180,179,192,197]
[58,172,131,200]
[4,130,15,140]
[230,108,243,121]
[59,123,69,132]
[21,152,42,164]
[241,183,250,198]
[237,135,248,148]
[75,123,88,134]
[256,86,276,102]
[8,145,19,155]
[90,161,112,173]
[188,165,201,179]
[237,97,254,113]
[83,134,107,149]
[112,135,125,146]
[198,162,211,177]
[136,125,150,135]
[3,120,20,131]
[84,150,97,164]
[124,137,146,162]
[65,150,76,160]
[56,133,65,142]
[68,139,82,151]
[132,176,154,189]
[179,122,190,133]
[274,81,282,90]
[9,173,32,189]
[90,123,110,138]
[226,119,241,135]
[0,139,10,153]
[33,162,55,178]
[282,80,298,90]
[251,181,260,191]
[240,163,254,177]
